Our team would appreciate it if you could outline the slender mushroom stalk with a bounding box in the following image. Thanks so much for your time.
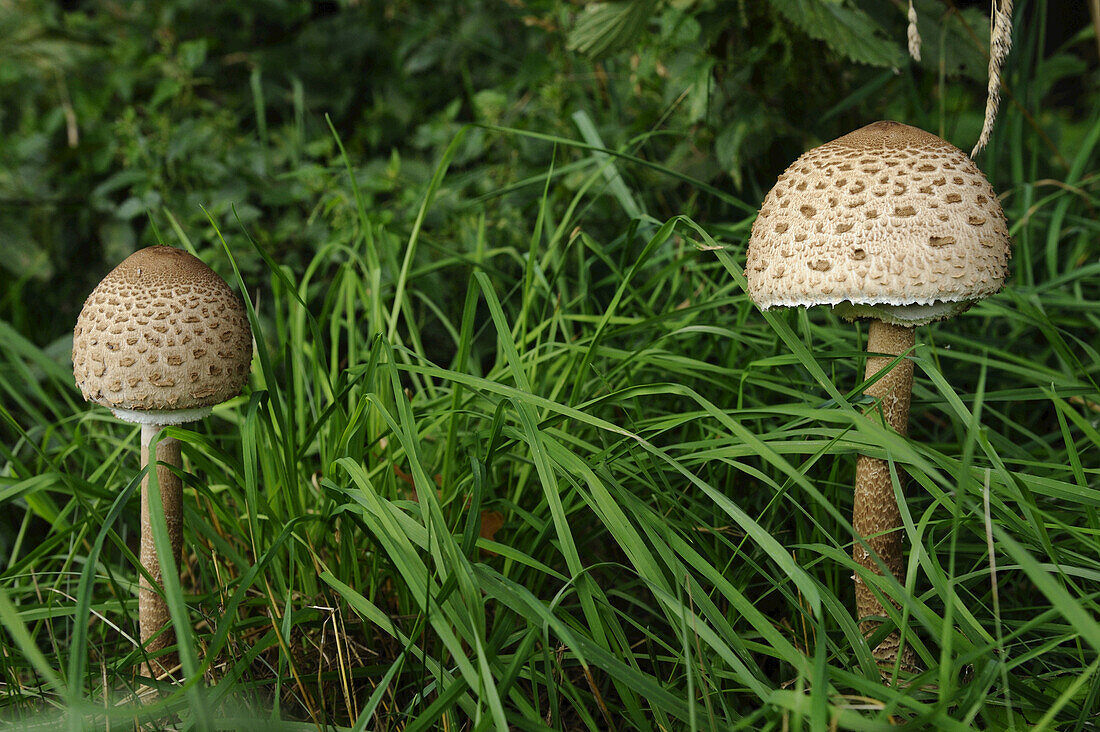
[139,423,184,678]
[744,121,1011,674]
[73,245,252,684]
[853,320,914,665]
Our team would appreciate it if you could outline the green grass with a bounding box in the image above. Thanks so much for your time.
[2,104,1099,729]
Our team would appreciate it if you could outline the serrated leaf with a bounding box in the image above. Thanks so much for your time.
[567,0,659,60]
[768,0,904,68]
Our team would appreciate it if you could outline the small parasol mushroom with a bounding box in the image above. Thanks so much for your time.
[73,245,252,681]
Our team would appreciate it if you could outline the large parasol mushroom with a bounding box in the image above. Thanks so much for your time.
[745,121,1011,668]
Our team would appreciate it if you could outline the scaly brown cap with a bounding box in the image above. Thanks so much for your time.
[73,246,252,423]
[745,121,1011,325]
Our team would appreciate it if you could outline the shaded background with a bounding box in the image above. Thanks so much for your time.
[2,0,1096,346]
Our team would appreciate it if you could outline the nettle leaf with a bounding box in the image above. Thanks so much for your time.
[567,0,659,59]
[767,0,904,68]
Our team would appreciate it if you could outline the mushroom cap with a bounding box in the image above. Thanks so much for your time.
[745,121,1011,326]
[73,246,252,422]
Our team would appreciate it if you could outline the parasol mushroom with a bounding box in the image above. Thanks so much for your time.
[745,121,1011,668]
[73,245,252,680]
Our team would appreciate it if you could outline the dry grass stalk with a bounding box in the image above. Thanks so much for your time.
[907,0,921,62]
[972,0,1015,157]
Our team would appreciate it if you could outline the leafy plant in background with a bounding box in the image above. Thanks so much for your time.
[1,0,1091,341]
[566,0,999,191]
[0,0,549,339]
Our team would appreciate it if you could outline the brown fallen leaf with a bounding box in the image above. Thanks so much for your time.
[395,462,505,555]
[478,510,505,553]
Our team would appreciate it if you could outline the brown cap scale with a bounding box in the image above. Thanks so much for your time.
[743,121,1011,674]
[73,246,252,424]
[746,121,1011,325]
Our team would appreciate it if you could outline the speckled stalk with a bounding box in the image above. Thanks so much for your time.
[140,423,183,680]
[853,320,915,667]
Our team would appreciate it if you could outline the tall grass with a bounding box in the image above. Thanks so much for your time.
[2,20,1100,732]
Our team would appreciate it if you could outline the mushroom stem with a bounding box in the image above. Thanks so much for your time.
[853,319,915,667]
[139,423,183,680]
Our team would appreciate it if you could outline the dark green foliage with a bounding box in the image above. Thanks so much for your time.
[567,0,661,59]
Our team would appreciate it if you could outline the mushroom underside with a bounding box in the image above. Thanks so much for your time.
[110,406,214,425]
[833,299,973,325]
[758,297,975,326]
